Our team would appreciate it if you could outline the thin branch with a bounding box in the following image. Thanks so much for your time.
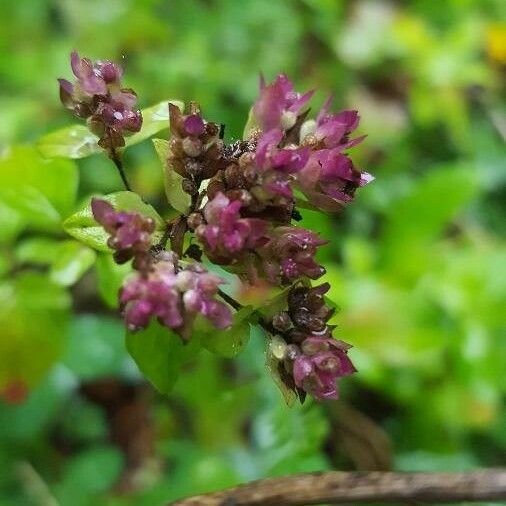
[109,148,132,192]
[167,469,506,505]
[217,289,243,311]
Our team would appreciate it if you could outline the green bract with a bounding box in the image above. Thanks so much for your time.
[153,137,191,214]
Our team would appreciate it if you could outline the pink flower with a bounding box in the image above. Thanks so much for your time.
[58,52,142,149]
[120,252,232,336]
[91,198,155,261]
[293,337,356,400]
[259,226,327,283]
[297,149,373,211]
[305,96,366,150]
[255,129,309,174]
[196,193,267,263]
[253,74,314,132]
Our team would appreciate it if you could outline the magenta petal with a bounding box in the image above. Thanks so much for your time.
[70,51,81,77]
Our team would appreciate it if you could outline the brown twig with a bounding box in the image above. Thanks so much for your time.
[167,469,506,505]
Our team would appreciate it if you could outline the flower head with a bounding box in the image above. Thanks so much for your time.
[196,192,267,263]
[253,74,314,132]
[91,198,155,262]
[255,129,309,174]
[120,252,232,338]
[58,51,142,149]
[259,226,327,284]
[297,149,373,211]
[293,336,356,400]
[167,103,224,181]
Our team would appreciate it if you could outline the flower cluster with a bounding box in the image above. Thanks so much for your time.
[258,227,327,284]
[270,283,356,400]
[120,251,232,339]
[59,51,142,149]
[167,103,225,194]
[91,198,155,265]
[164,73,367,399]
[70,60,371,402]
[91,198,231,338]
[194,192,266,265]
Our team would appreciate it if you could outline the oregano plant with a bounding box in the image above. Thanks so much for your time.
[54,52,373,403]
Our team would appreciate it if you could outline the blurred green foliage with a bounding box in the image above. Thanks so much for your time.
[0,0,505,505]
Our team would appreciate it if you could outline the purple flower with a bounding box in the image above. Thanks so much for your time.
[255,129,309,174]
[297,149,373,211]
[293,336,356,400]
[259,226,327,283]
[253,74,314,132]
[58,52,142,149]
[250,129,309,201]
[91,198,155,260]
[196,192,267,263]
[300,96,366,150]
[120,252,232,336]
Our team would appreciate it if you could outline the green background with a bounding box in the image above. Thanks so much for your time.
[0,1,505,505]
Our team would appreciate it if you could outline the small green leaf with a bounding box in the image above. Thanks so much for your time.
[0,186,60,230]
[256,284,302,319]
[126,320,200,394]
[199,306,254,357]
[0,146,78,228]
[63,191,165,251]
[15,237,62,265]
[50,240,96,287]
[264,330,297,407]
[127,100,184,146]
[95,253,131,308]
[243,106,258,140]
[37,100,184,160]
[153,138,191,214]
[37,125,100,159]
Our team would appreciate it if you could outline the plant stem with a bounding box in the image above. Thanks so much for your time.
[110,148,132,192]
[217,289,243,311]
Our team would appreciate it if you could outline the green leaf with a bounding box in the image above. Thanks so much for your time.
[126,320,200,394]
[0,146,78,230]
[57,446,123,496]
[63,191,165,251]
[95,253,131,308]
[37,100,184,160]
[153,138,191,214]
[15,237,61,265]
[199,306,254,357]
[127,100,184,146]
[265,332,298,407]
[0,273,70,390]
[380,164,478,278]
[50,240,96,287]
[63,315,127,381]
[242,105,258,140]
[0,200,24,244]
[37,125,100,159]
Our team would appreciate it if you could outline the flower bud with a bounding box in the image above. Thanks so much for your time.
[187,212,204,230]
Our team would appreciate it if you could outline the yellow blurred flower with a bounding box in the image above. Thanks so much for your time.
[487,24,506,64]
